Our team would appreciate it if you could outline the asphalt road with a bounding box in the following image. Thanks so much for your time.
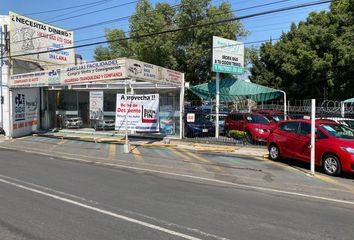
[0,149,354,240]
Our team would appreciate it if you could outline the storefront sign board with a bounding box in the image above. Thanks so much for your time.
[126,59,182,86]
[212,36,244,75]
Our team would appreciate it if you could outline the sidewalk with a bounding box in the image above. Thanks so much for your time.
[1,134,354,205]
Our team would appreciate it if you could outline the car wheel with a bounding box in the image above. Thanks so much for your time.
[246,131,254,144]
[269,144,280,161]
[323,154,341,176]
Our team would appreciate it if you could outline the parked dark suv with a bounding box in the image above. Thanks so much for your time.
[185,113,215,138]
[225,112,274,143]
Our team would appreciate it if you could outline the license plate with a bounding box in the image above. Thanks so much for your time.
[202,129,208,133]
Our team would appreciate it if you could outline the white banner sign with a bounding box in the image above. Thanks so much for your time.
[9,59,182,88]
[12,88,40,137]
[10,11,75,65]
[115,94,159,132]
[90,91,104,120]
[9,59,126,88]
[212,36,244,75]
[62,59,126,84]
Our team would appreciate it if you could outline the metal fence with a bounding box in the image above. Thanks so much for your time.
[182,99,354,146]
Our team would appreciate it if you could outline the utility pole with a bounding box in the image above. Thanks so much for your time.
[0,26,4,132]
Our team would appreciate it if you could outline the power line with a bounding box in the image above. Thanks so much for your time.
[9,0,301,47]
[43,0,117,22]
[24,0,115,16]
[47,1,139,24]
[7,0,332,59]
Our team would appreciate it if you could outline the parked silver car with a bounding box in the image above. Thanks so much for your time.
[64,116,83,129]
[93,118,115,130]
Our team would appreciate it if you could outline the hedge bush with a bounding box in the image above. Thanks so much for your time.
[228,130,246,139]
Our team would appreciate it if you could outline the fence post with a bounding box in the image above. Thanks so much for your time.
[215,73,220,139]
[310,98,316,175]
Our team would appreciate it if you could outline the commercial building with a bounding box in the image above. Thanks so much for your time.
[1,14,184,139]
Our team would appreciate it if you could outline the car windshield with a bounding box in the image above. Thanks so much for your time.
[246,115,270,124]
[320,124,354,139]
[194,114,210,123]
[271,115,284,123]
[343,120,354,129]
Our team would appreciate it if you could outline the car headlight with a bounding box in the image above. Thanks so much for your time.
[254,128,264,133]
[341,147,354,154]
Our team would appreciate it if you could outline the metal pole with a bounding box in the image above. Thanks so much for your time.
[0,26,3,131]
[215,72,220,138]
[281,91,287,120]
[123,79,130,153]
[310,98,316,175]
[179,73,185,139]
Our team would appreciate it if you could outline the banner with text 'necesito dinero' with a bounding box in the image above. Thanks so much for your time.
[115,94,159,132]
[9,12,75,65]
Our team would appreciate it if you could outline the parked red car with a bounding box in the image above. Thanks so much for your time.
[267,119,354,176]
[225,112,273,143]
[253,109,285,123]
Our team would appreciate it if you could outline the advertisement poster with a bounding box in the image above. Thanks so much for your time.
[212,36,244,75]
[12,88,40,137]
[159,105,174,134]
[10,12,75,65]
[115,94,159,132]
[89,91,104,120]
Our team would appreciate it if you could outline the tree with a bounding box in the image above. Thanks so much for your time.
[94,0,247,86]
[249,0,354,100]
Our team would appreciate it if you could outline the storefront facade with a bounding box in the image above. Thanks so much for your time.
[8,58,184,138]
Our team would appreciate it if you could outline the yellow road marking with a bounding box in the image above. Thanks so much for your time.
[17,136,30,140]
[179,148,222,172]
[108,144,116,160]
[131,146,143,161]
[195,147,236,152]
[255,156,313,176]
[170,148,205,172]
[97,138,125,143]
[257,156,354,193]
[57,139,67,145]
[141,144,177,147]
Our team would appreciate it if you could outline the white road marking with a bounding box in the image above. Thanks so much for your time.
[0,174,99,205]
[0,177,203,240]
[0,173,229,240]
[1,145,354,206]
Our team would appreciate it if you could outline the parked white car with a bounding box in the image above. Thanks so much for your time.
[205,113,228,134]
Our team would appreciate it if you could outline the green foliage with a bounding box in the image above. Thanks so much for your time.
[94,0,246,87]
[228,130,246,139]
[249,0,354,100]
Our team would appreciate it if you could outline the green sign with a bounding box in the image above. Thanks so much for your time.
[212,64,244,74]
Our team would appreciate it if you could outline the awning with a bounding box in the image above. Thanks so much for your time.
[189,78,283,103]
[344,98,354,103]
